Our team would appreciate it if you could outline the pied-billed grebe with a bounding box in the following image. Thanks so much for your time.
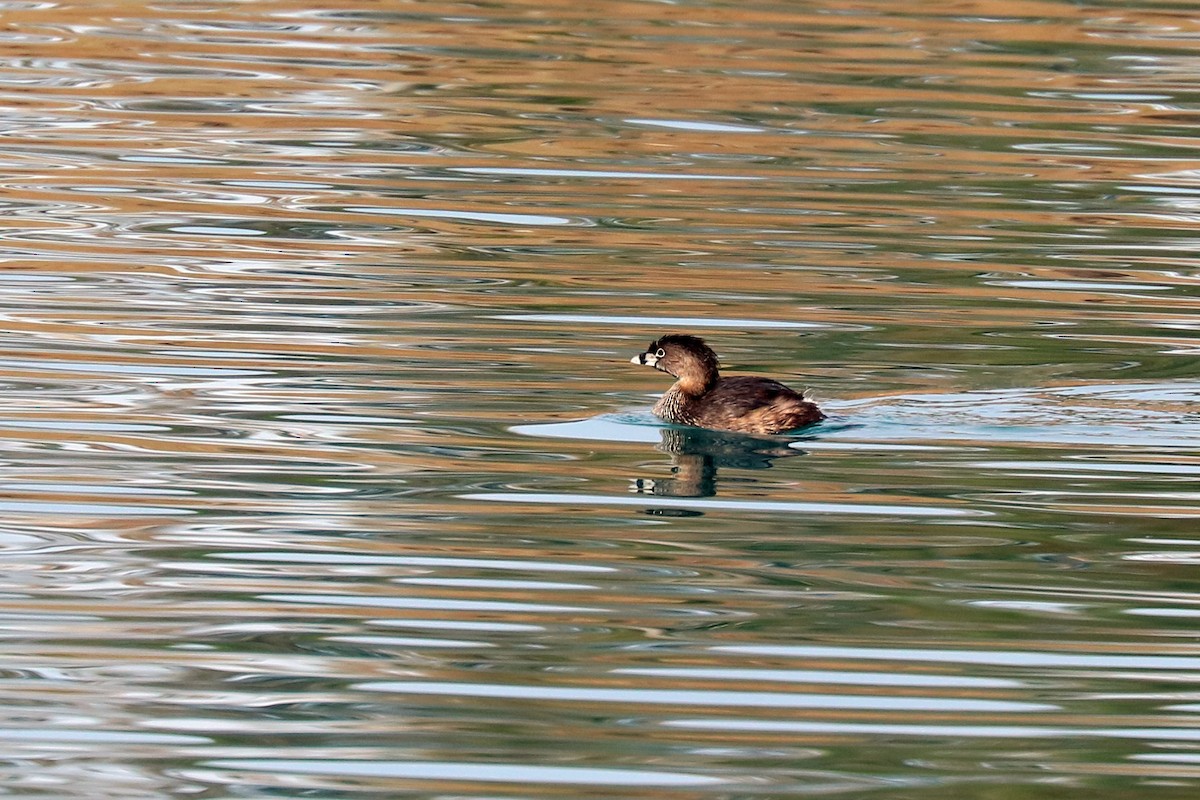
[630,334,824,435]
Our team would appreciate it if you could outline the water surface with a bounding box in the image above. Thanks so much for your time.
[2,0,1200,797]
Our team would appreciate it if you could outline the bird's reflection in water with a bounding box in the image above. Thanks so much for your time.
[631,426,805,498]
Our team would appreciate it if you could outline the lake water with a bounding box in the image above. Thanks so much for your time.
[2,0,1200,796]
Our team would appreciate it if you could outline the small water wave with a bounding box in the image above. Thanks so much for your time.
[464,491,981,518]
[516,380,1200,450]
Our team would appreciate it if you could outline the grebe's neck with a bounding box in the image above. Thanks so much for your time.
[673,364,717,397]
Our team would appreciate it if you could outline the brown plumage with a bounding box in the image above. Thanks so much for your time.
[630,334,824,435]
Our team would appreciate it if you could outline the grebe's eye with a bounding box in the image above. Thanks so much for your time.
[655,348,665,358]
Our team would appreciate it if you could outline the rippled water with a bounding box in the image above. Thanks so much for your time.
[3,0,1200,796]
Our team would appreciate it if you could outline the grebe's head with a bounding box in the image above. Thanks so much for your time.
[630,334,719,391]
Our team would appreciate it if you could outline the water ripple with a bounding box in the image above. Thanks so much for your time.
[1,0,1198,796]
